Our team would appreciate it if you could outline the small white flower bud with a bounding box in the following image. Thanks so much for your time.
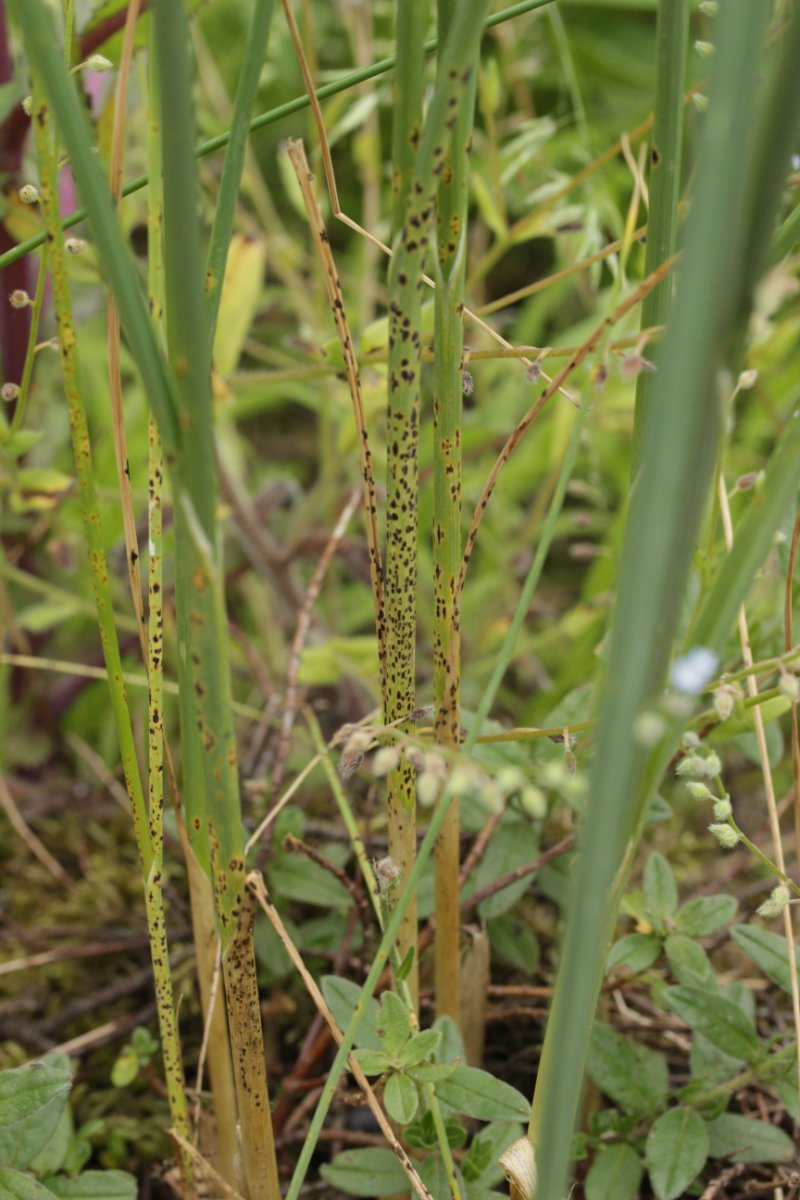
[692,93,709,113]
[65,237,87,255]
[756,884,790,920]
[779,671,800,702]
[712,798,732,821]
[372,746,400,778]
[85,54,113,72]
[686,781,713,800]
[699,0,718,13]
[19,184,40,205]
[709,822,739,849]
[519,785,546,819]
[713,685,737,720]
[694,40,714,58]
[1,381,19,402]
[373,856,400,893]
[681,731,700,750]
[9,289,31,309]
[700,752,721,779]
[676,754,704,779]
[737,369,758,390]
[417,771,440,808]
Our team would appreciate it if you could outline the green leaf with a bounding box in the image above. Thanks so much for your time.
[606,932,662,973]
[395,945,415,983]
[420,1156,466,1200]
[675,895,736,937]
[585,1143,644,1200]
[110,1048,139,1089]
[42,1172,137,1199]
[731,924,800,995]
[0,1065,72,1170]
[406,1062,457,1084]
[486,914,540,972]
[320,1148,408,1197]
[664,934,716,988]
[321,977,381,1051]
[27,1102,71,1177]
[705,1113,795,1163]
[267,854,352,909]
[433,1015,465,1064]
[643,853,678,931]
[0,1171,59,1199]
[352,1049,390,1077]
[376,991,411,1055]
[435,1067,530,1121]
[646,1108,709,1200]
[464,815,540,919]
[384,1072,418,1125]
[398,1029,441,1069]
[586,1023,668,1116]
[666,986,760,1063]
[461,1122,523,1187]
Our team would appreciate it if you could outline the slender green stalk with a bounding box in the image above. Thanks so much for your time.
[531,8,800,1199]
[631,0,689,469]
[431,0,478,1024]
[383,0,429,1013]
[25,75,191,1161]
[0,0,552,274]
[151,4,278,1197]
[8,255,46,437]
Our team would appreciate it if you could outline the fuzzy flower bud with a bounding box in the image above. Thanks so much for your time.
[1,382,20,402]
[713,684,738,721]
[699,0,718,13]
[372,746,400,778]
[519,785,546,819]
[417,771,441,808]
[65,237,87,256]
[712,798,732,822]
[694,40,715,58]
[686,780,713,800]
[700,752,721,779]
[756,884,790,920]
[9,289,31,309]
[709,822,739,849]
[737,369,758,390]
[85,54,114,72]
[18,184,40,205]
[676,754,705,779]
[373,856,400,893]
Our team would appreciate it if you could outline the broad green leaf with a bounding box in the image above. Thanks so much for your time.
[666,987,760,1063]
[398,1029,441,1069]
[435,1067,530,1121]
[731,924,800,995]
[352,1049,390,1077]
[585,1143,643,1200]
[705,1113,795,1163]
[606,932,661,973]
[321,977,381,1051]
[675,895,737,937]
[645,1108,709,1200]
[320,1148,407,1197]
[643,853,678,931]
[384,1072,418,1125]
[28,1103,71,1177]
[773,1071,800,1122]
[664,934,716,988]
[689,1030,745,1086]
[376,991,411,1055]
[0,1171,58,1199]
[43,1172,137,1199]
[0,1065,71,1170]
[586,1023,668,1116]
[420,1156,466,1200]
[461,1122,523,1187]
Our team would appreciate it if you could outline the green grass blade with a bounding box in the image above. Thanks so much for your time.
[531,8,800,1200]
[631,0,689,468]
[204,0,274,340]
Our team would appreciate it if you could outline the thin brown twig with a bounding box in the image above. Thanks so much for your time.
[459,810,502,887]
[169,1130,246,1200]
[282,832,372,935]
[247,871,435,1200]
[271,485,362,793]
[284,138,386,687]
[460,833,575,916]
[0,773,74,887]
